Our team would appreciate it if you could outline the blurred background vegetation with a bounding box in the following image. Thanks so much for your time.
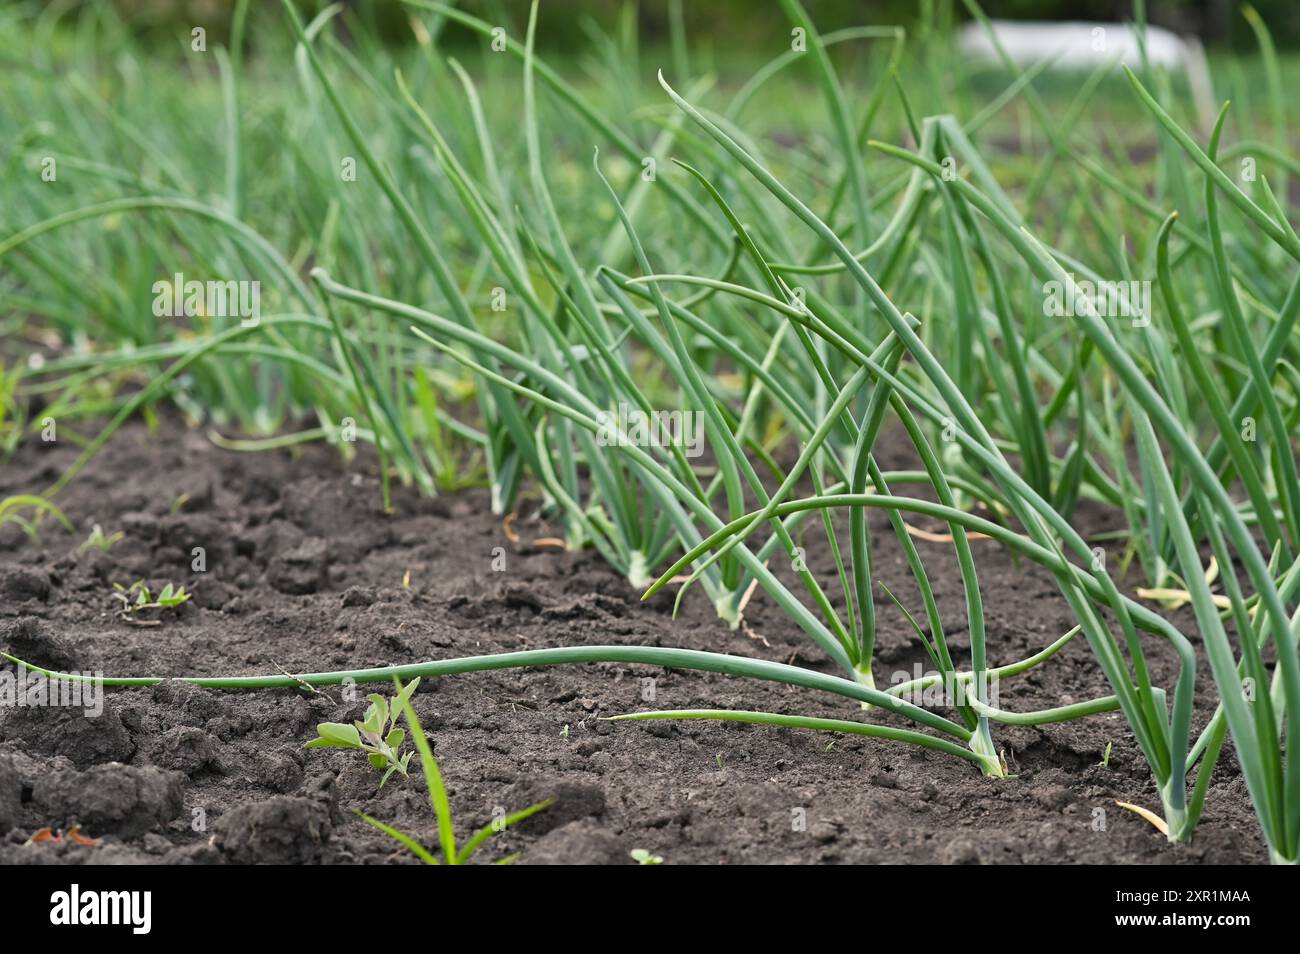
[103,1,1300,50]
[5,0,1292,456]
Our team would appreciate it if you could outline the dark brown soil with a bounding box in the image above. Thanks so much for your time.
[0,417,1268,864]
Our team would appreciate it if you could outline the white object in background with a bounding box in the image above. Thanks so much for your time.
[956,19,1214,132]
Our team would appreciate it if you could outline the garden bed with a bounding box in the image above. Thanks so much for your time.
[0,417,1267,864]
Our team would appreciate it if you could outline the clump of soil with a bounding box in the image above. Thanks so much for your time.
[0,418,1267,863]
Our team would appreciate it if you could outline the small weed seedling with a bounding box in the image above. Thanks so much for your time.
[80,524,124,553]
[111,580,190,625]
[355,677,552,864]
[1100,742,1113,768]
[631,849,663,865]
[306,678,420,787]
